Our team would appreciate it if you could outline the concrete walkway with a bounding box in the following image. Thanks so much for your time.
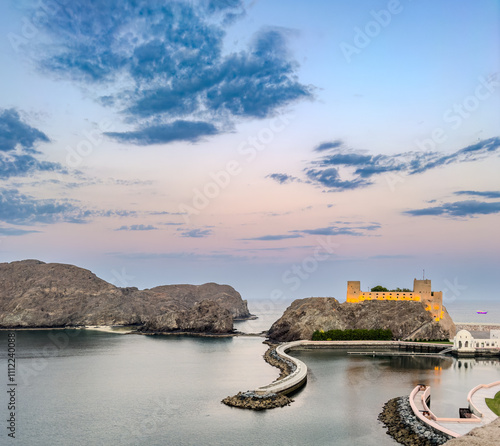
[255,341,308,395]
[409,382,500,438]
[468,381,500,423]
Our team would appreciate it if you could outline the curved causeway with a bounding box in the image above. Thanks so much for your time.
[255,341,308,395]
[222,340,452,410]
[256,339,453,394]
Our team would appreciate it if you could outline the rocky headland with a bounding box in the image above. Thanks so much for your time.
[267,297,456,342]
[0,259,251,334]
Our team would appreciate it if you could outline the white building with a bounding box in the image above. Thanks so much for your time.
[453,329,500,354]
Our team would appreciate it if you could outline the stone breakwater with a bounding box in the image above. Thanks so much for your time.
[222,345,294,410]
[264,343,297,379]
[379,397,451,446]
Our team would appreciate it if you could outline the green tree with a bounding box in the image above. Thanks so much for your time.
[371,285,388,292]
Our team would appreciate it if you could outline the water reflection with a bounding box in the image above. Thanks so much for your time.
[453,357,500,371]
[0,329,124,359]
[386,356,453,370]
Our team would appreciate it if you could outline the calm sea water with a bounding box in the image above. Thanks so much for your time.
[445,298,500,324]
[0,299,498,446]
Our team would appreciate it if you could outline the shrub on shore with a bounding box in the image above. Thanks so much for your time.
[312,328,393,341]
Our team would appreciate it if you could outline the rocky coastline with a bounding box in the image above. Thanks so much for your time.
[378,396,451,446]
[222,344,294,410]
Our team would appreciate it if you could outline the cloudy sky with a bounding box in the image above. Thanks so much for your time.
[0,0,499,307]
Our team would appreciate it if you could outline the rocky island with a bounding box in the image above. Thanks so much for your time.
[0,259,252,334]
[268,297,456,342]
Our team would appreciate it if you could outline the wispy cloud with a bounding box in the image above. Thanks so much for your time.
[149,211,186,216]
[180,228,213,238]
[0,108,64,179]
[243,223,380,241]
[0,108,49,153]
[242,234,303,241]
[266,173,300,184]
[369,254,413,259]
[314,140,343,152]
[276,137,500,191]
[295,223,380,236]
[304,167,369,190]
[29,1,312,145]
[0,227,41,236]
[0,154,64,180]
[105,121,219,145]
[454,190,500,199]
[403,200,500,218]
[0,188,89,225]
[116,224,158,231]
[0,188,143,226]
[107,250,249,262]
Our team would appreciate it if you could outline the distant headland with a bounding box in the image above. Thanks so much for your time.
[0,259,252,334]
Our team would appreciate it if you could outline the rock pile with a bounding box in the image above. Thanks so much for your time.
[263,344,296,379]
[222,345,295,410]
[378,396,450,446]
[221,391,292,410]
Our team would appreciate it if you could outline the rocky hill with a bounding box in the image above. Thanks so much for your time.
[267,298,455,342]
[140,300,233,334]
[0,260,251,333]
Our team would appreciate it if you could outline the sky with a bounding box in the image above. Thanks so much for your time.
[0,0,499,311]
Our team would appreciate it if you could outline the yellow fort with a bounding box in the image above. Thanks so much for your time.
[346,279,444,321]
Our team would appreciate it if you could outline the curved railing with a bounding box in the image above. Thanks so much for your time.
[407,382,500,439]
[468,380,500,418]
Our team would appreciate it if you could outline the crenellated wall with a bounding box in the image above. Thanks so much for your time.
[346,279,444,321]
